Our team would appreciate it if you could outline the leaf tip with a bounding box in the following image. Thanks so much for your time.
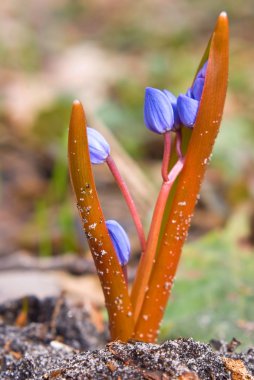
[73,99,81,106]
[70,99,86,126]
[219,11,228,19]
[214,11,229,41]
[217,11,229,30]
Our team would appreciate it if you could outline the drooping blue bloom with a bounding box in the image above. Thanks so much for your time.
[106,220,131,266]
[163,90,181,129]
[191,77,204,101]
[177,61,208,128]
[189,61,207,101]
[177,94,199,128]
[185,87,192,98]
[144,87,174,134]
[87,127,110,164]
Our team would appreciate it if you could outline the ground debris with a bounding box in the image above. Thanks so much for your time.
[0,298,254,379]
[223,357,254,380]
[178,372,200,380]
[1,335,253,380]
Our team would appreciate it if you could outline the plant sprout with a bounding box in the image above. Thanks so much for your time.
[68,12,229,343]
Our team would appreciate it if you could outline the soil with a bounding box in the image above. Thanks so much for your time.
[0,297,253,380]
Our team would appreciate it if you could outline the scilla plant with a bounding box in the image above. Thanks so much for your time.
[68,13,229,343]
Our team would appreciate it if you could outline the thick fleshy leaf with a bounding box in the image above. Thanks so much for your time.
[177,94,199,127]
[87,127,110,164]
[68,101,134,341]
[106,220,131,266]
[131,49,209,328]
[157,50,211,249]
[144,87,174,134]
[134,12,229,342]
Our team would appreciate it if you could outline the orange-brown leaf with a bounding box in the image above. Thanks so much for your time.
[68,101,134,341]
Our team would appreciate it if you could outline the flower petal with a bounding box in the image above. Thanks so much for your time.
[87,127,110,164]
[197,61,208,78]
[106,220,131,266]
[163,89,181,128]
[186,88,192,97]
[163,89,177,104]
[177,94,199,128]
[191,77,205,101]
[144,87,174,134]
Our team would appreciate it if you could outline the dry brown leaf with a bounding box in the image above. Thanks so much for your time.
[178,372,200,380]
[223,357,254,380]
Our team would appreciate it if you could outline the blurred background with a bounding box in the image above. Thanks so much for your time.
[0,0,254,347]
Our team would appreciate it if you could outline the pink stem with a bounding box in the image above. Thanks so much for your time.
[176,130,183,159]
[146,158,185,257]
[106,155,146,253]
[161,131,171,182]
[131,157,185,321]
[168,157,185,183]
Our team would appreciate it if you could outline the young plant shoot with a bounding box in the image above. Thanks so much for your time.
[68,12,229,342]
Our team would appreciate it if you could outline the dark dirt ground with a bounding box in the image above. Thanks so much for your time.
[0,296,253,380]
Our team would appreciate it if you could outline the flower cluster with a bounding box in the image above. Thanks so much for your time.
[144,62,207,133]
[86,62,207,269]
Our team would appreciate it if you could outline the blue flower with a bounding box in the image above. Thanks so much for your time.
[87,127,110,164]
[190,77,204,101]
[197,61,208,79]
[189,61,207,101]
[177,61,207,128]
[144,87,174,134]
[177,94,199,128]
[163,90,181,129]
[106,220,130,266]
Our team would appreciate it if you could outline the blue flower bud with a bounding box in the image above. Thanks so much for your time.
[106,220,130,266]
[177,94,199,128]
[186,87,192,98]
[163,90,181,129]
[191,77,205,101]
[87,127,110,164]
[185,61,207,103]
[144,87,174,134]
[163,89,176,104]
[197,61,208,79]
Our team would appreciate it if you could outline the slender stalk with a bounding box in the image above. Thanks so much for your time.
[131,157,184,322]
[106,155,146,253]
[161,132,171,182]
[176,130,183,159]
